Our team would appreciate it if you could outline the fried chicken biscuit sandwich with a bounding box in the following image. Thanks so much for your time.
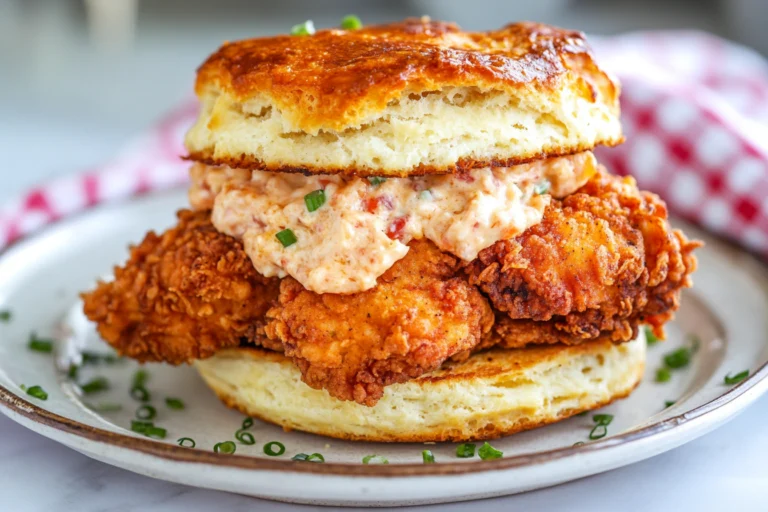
[82,18,699,442]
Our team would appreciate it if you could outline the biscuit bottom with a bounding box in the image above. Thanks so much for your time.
[194,331,645,443]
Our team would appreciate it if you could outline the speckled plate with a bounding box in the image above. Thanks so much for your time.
[0,190,767,507]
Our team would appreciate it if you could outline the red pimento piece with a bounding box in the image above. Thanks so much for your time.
[363,194,394,213]
[455,172,475,183]
[386,216,408,240]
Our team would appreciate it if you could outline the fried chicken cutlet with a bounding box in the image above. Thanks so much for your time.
[467,171,701,344]
[82,172,698,405]
[82,210,281,364]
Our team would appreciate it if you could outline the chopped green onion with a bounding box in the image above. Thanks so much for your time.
[0,310,11,322]
[81,351,123,365]
[655,367,672,383]
[456,443,476,458]
[368,176,386,187]
[178,437,196,448]
[67,364,79,380]
[236,430,256,445]
[304,189,326,212]
[145,426,167,439]
[419,190,433,201]
[644,326,659,346]
[264,441,286,457]
[88,403,122,413]
[664,400,676,408]
[422,449,435,464]
[663,347,691,369]
[81,352,101,364]
[131,386,150,402]
[20,384,26,390]
[242,417,254,430]
[214,441,237,454]
[589,424,608,440]
[362,454,389,464]
[132,369,149,388]
[275,229,297,248]
[28,333,54,353]
[25,385,48,400]
[165,397,185,410]
[534,179,551,195]
[80,377,109,394]
[131,420,165,438]
[592,414,614,426]
[131,420,153,435]
[291,20,315,36]
[340,14,363,30]
[573,441,585,447]
[724,370,749,385]
[478,442,503,461]
[136,404,157,420]
[292,453,325,462]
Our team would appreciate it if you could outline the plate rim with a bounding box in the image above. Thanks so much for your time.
[1,190,767,478]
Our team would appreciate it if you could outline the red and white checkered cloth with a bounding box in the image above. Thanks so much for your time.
[1,31,767,254]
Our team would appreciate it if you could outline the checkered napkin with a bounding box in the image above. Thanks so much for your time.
[1,31,767,255]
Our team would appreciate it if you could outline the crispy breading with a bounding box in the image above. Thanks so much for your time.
[81,210,281,364]
[264,240,495,406]
[466,170,701,344]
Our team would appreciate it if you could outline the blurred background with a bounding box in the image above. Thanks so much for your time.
[2,0,767,199]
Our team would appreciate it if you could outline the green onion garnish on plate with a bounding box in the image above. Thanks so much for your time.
[264,441,286,457]
[341,15,363,30]
[664,400,676,408]
[292,453,325,462]
[724,370,749,385]
[655,367,671,383]
[80,377,109,394]
[422,450,435,464]
[478,442,503,460]
[136,405,156,420]
[165,397,184,410]
[177,437,196,448]
[214,441,237,454]
[304,190,326,212]
[663,347,691,369]
[242,417,254,430]
[291,20,315,36]
[456,443,476,458]
[589,425,608,440]
[131,421,166,438]
[573,441,585,447]
[644,326,659,346]
[0,310,11,322]
[132,369,149,387]
[592,414,613,426]
[276,229,297,248]
[236,430,256,445]
[131,386,150,402]
[25,385,48,400]
[28,333,54,353]
[362,454,388,464]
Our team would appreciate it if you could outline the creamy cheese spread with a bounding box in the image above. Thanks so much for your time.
[194,152,596,294]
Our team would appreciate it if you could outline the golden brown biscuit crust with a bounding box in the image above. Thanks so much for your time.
[194,18,619,135]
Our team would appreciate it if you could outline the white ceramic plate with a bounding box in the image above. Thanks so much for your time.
[0,190,766,507]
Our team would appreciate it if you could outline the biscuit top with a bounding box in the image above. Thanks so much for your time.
[195,18,619,134]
